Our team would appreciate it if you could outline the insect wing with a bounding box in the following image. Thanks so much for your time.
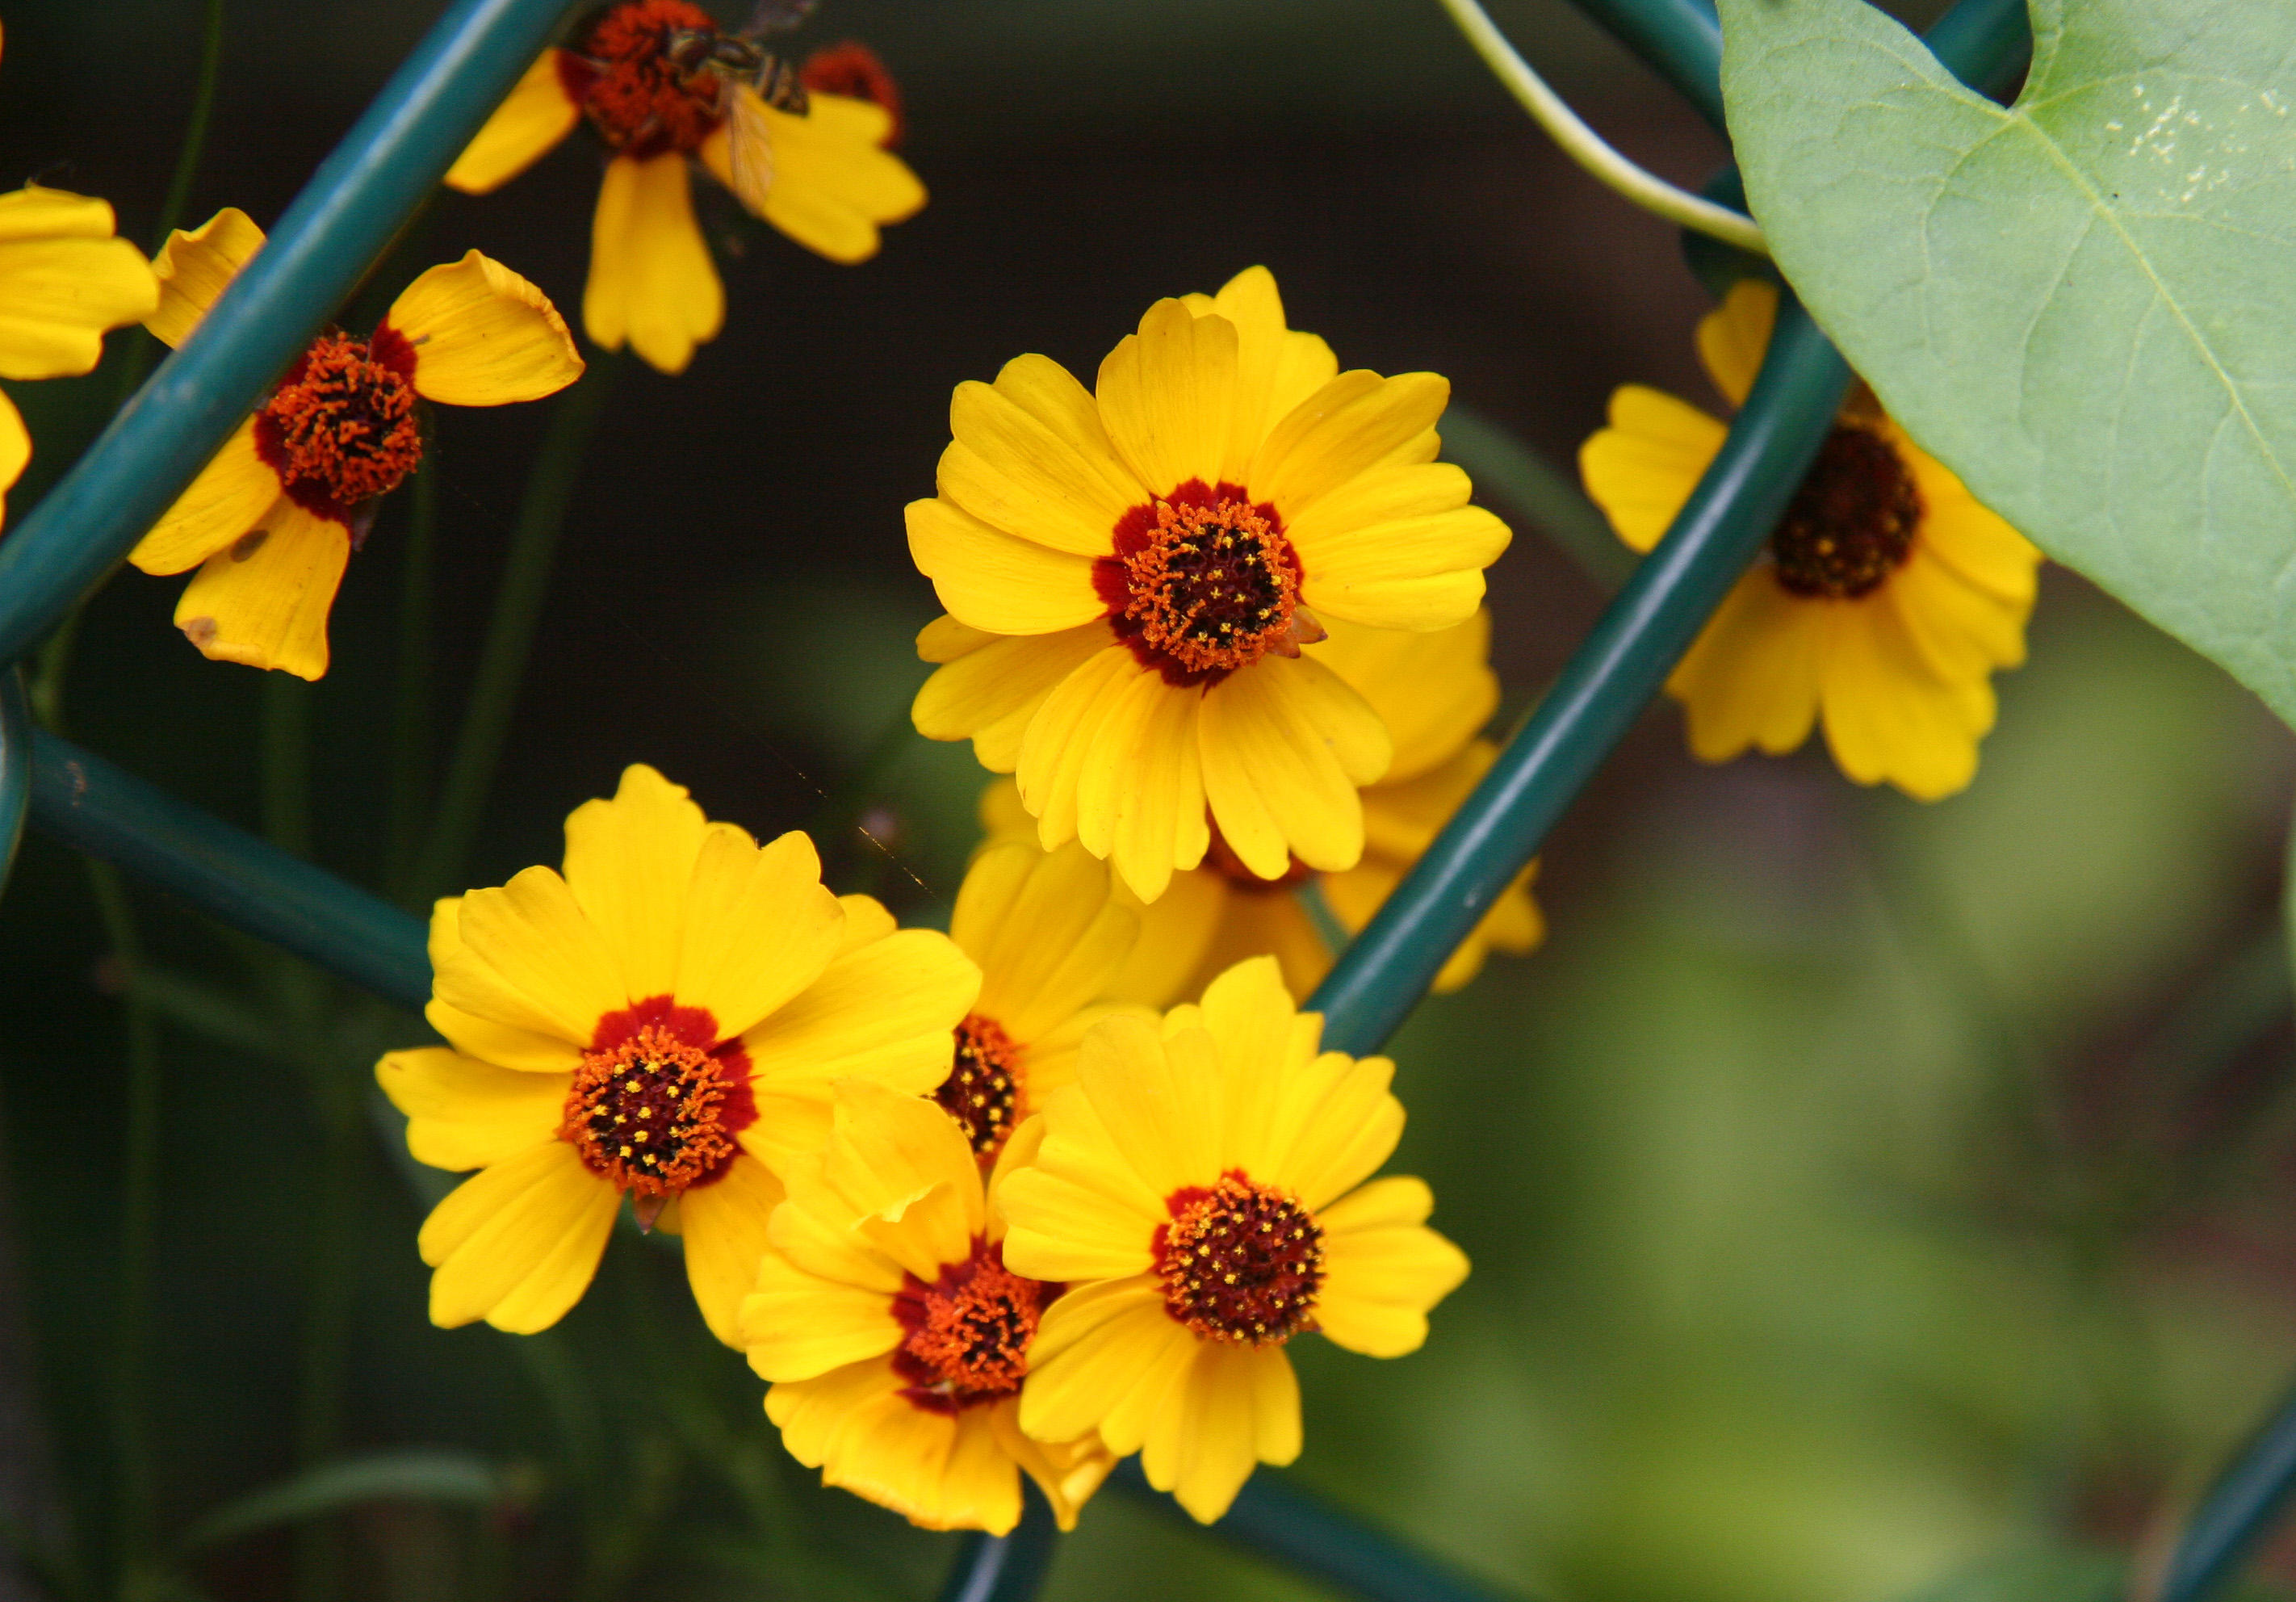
[723,86,777,217]
[740,0,815,37]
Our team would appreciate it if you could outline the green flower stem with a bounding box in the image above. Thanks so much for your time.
[935,1490,1058,1602]
[413,359,619,900]
[27,732,430,1013]
[1439,0,1765,254]
[384,453,440,902]
[1309,295,1850,1054]
[0,0,584,669]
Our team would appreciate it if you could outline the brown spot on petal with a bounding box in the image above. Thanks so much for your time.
[182,617,218,647]
[230,528,268,562]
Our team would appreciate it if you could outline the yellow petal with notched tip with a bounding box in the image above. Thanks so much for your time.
[1198,655,1385,879]
[559,764,709,1004]
[907,495,1102,634]
[172,500,348,681]
[1580,384,1726,555]
[677,1152,786,1348]
[1096,297,1238,497]
[419,1139,618,1332]
[445,50,580,194]
[385,250,582,406]
[145,207,263,349]
[1313,1176,1469,1358]
[375,1046,568,1172]
[0,387,27,528]
[673,826,846,1041]
[585,152,722,375]
[0,229,157,379]
[700,90,925,264]
[128,420,279,575]
[0,184,115,243]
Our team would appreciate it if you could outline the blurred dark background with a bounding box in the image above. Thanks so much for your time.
[4,1,2296,1599]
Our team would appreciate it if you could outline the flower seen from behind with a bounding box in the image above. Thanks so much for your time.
[998,956,1469,1521]
[910,266,1511,905]
[1580,279,2041,800]
[124,208,583,679]
[936,840,1147,1164]
[742,1080,1113,1533]
[0,180,160,524]
[376,765,978,1344]
[446,1,926,374]
[983,610,1542,1006]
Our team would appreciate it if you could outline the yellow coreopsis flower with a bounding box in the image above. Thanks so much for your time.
[742,1081,1114,1533]
[445,0,927,375]
[0,177,161,523]
[376,765,978,1344]
[910,266,1513,905]
[999,956,1469,1523]
[1581,280,2041,800]
[979,610,1542,1006]
[935,840,1149,1164]
[123,208,582,680]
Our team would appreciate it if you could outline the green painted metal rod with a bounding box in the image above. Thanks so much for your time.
[27,731,430,1013]
[1567,0,1724,129]
[0,0,580,669]
[2156,1382,2296,1602]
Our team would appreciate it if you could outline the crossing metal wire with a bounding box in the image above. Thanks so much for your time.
[2,1,2292,1600]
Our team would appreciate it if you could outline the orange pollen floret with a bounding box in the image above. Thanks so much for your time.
[559,1023,736,1195]
[566,0,726,158]
[1100,487,1308,681]
[1154,1172,1325,1346]
[253,330,421,510]
[891,1239,1047,1414]
[936,1013,1022,1160]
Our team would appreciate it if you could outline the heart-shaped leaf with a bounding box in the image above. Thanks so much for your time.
[1718,0,2296,723]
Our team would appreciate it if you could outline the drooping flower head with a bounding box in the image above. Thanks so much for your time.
[446,2,926,374]
[981,610,1543,1005]
[910,266,1512,905]
[742,1080,1113,1533]
[936,840,1148,1164]
[998,956,1469,1522]
[124,209,583,679]
[0,179,160,523]
[1580,279,2042,800]
[376,765,978,1344]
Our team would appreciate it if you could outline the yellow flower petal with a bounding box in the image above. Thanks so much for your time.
[435,863,627,1047]
[677,1151,786,1347]
[1142,1341,1297,1523]
[1816,593,1988,800]
[1102,863,1229,1007]
[766,1352,902,1466]
[675,826,846,1039]
[1019,1276,1193,1449]
[1082,1014,1225,1199]
[821,1079,986,1261]
[0,387,27,527]
[955,841,1138,1044]
[1666,569,1825,761]
[906,495,1103,634]
[938,354,1143,556]
[991,1405,1116,1532]
[1198,266,1336,483]
[0,192,158,377]
[1251,369,1448,522]
[445,50,580,194]
[423,897,587,1072]
[585,152,722,375]
[738,929,979,1169]
[911,623,1111,773]
[1696,279,1777,410]
[172,500,349,681]
[1313,1176,1469,1357]
[1264,1048,1403,1210]
[765,1150,910,1290]
[1012,644,1142,851]
[1905,439,2043,609]
[702,90,926,264]
[1095,296,1238,496]
[1070,664,1209,903]
[418,1139,618,1332]
[1199,654,1386,878]
[128,421,279,575]
[919,612,998,663]
[384,250,583,406]
[1295,501,1507,631]
[145,207,263,350]
[744,1248,904,1380]
[1579,383,1727,555]
[559,764,709,1004]
[375,1046,567,1172]
[1308,611,1494,784]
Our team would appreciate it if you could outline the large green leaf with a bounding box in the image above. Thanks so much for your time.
[1717,0,2296,723]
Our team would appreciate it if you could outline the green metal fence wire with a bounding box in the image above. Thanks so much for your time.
[2,0,2290,1600]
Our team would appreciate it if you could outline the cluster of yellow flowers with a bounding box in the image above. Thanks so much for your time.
[3,0,2050,1541]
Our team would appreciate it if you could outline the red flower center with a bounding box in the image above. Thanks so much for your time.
[1094,478,1313,686]
[799,41,903,145]
[1769,424,1922,599]
[1155,1171,1324,1345]
[891,1238,1048,1413]
[562,0,727,158]
[936,1013,1023,1160]
[559,998,755,1196]
[253,328,421,521]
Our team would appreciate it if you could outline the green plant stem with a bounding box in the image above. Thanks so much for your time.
[290,1088,360,1602]
[1439,0,1766,253]
[413,360,618,898]
[384,451,439,903]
